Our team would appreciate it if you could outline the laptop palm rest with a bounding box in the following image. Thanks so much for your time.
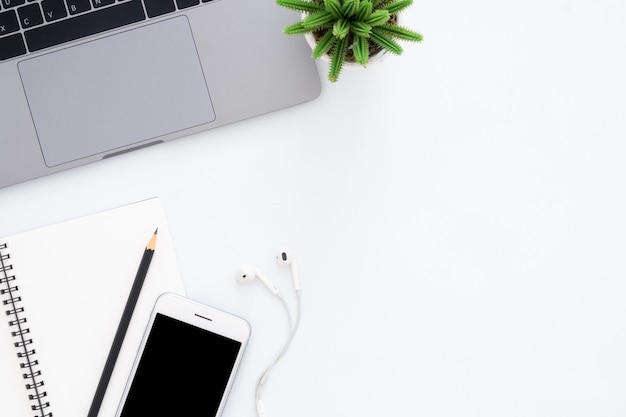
[18,16,215,167]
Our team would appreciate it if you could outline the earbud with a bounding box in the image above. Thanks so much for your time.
[237,248,302,417]
[236,264,279,296]
[277,247,300,292]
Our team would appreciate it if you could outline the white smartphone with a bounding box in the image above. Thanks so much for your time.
[115,293,251,416]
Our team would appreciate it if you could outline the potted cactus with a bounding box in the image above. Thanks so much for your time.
[276,0,423,82]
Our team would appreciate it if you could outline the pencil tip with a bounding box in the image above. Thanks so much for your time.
[154,228,158,234]
[146,229,158,250]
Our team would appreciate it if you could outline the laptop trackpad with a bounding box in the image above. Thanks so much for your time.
[18,17,215,167]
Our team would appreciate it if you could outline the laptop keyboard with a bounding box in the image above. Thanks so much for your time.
[0,0,212,61]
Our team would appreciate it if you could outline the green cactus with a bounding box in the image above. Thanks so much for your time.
[276,0,422,82]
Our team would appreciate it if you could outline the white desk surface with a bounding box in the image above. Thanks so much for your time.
[1,2,626,416]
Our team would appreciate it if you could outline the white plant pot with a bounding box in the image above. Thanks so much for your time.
[303,32,388,69]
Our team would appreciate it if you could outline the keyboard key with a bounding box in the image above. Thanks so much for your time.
[2,0,26,9]
[143,0,174,18]
[0,32,26,60]
[0,9,20,34]
[66,0,90,14]
[24,0,145,52]
[18,3,43,28]
[175,0,198,9]
[91,0,113,8]
[41,0,66,21]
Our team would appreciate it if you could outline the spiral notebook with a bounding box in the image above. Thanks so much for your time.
[0,198,185,417]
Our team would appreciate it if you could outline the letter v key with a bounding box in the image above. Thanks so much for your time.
[41,0,68,22]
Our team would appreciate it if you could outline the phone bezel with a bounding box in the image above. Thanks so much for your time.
[114,292,251,417]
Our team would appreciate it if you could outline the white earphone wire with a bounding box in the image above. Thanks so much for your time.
[255,288,301,417]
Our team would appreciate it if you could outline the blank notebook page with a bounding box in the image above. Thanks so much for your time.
[0,198,184,417]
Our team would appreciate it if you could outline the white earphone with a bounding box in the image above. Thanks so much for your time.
[236,264,280,296]
[277,247,301,292]
[236,247,302,417]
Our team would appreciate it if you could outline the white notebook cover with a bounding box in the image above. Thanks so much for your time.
[0,198,185,417]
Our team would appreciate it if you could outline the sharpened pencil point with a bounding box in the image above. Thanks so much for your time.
[146,229,158,251]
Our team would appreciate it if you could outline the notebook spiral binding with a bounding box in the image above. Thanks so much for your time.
[1,243,53,417]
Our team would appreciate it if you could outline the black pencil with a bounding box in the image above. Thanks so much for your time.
[87,228,158,417]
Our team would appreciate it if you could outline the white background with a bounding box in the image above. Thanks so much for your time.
[2,1,626,416]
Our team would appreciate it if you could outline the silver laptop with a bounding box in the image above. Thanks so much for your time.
[0,0,320,188]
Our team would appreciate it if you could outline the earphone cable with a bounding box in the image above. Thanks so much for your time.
[255,289,301,417]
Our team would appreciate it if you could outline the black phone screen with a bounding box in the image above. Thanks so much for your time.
[119,313,242,416]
